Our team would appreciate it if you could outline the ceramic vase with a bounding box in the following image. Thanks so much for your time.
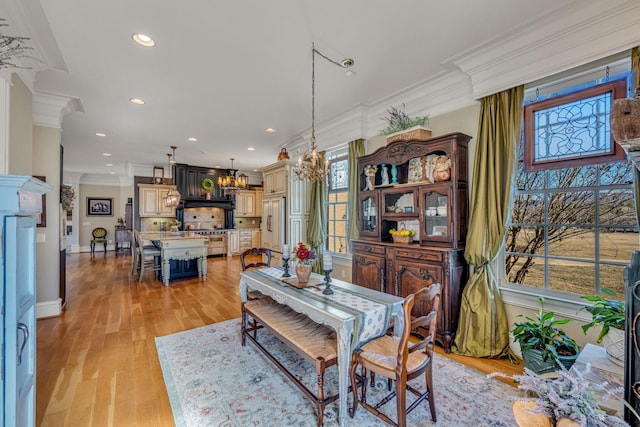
[295,263,312,283]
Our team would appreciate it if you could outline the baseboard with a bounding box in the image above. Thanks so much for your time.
[36,298,63,318]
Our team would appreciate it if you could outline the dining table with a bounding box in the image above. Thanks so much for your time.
[239,267,405,426]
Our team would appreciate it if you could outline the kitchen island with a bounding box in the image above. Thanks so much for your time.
[140,232,208,286]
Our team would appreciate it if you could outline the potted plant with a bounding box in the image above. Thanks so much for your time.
[116,217,126,228]
[378,103,431,143]
[491,365,630,427]
[580,288,625,365]
[512,297,580,374]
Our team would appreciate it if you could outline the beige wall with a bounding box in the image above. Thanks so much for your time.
[9,74,33,175]
[79,184,127,250]
[33,125,62,302]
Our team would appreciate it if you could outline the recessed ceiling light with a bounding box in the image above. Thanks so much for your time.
[106,163,113,167]
[132,33,155,47]
[252,169,258,172]
[248,147,255,151]
[103,153,111,156]
[188,137,198,142]
[96,132,106,137]
[110,171,116,175]
[214,165,220,168]
[129,97,145,105]
[265,128,277,133]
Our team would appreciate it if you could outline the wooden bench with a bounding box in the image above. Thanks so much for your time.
[241,297,339,427]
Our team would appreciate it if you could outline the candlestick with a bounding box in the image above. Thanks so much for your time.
[282,257,291,278]
[323,251,332,271]
[282,244,290,260]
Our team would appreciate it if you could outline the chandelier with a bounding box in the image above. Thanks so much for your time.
[163,146,182,207]
[294,43,354,182]
[218,158,248,195]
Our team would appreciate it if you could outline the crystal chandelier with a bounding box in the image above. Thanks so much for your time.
[163,146,181,207]
[295,43,354,182]
[218,158,248,195]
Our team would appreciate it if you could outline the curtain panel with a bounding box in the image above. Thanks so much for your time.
[306,151,327,273]
[453,86,524,358]
[347,139,365,250]
[631,46,640,224]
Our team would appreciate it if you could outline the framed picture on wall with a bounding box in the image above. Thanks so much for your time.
[33,175,46,227]
[87,197,113,216]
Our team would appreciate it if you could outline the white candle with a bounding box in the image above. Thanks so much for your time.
[282,244,290,259]
[323,251,332,271]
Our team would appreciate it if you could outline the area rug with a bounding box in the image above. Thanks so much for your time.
[155,318,518,426]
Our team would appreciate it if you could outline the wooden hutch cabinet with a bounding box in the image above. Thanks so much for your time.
[352,132,471,352]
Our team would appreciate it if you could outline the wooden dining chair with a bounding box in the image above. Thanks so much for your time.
[90,227,108,254]
[240,247,272,271]
[241,247,272,300]
[349,283,442,427]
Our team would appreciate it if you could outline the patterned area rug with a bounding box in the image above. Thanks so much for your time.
[155,318,518,426]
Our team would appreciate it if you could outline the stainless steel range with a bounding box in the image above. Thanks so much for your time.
[192,229,227,256]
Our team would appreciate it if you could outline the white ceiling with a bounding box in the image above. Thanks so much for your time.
[3,0,638,179]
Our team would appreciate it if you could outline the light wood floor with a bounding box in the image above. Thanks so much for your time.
[37,251,523,426]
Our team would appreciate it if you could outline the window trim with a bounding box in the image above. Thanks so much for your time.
[523,78,627,171]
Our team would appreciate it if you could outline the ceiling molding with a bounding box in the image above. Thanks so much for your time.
[446,0,640,99]
[33,91,83,128]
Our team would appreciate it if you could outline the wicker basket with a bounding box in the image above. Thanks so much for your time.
[391,224,413,244]
[386,126,432,144]
[392,234,412,244]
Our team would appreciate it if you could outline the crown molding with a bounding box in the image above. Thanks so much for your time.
[33,91,83,128]
[446,0,640,99]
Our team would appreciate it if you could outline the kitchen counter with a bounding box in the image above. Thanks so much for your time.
[141,232,208,285]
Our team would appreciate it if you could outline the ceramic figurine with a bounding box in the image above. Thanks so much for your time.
[364,164,377,190]
[381,163,390,185]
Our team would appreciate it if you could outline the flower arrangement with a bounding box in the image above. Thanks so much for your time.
[378,103,429,136]
[490,366,630,427]
[116,217,125,227]
[293,242,316,265]
[389,227,415,244]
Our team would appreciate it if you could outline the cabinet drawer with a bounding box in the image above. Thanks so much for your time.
[166,248,204,259]
[240,236,252,242]
[240,231,252,237]
[392,249,442,263]
[352,242,385,256]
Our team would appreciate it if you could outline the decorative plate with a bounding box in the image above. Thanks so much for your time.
[201,178,214,191]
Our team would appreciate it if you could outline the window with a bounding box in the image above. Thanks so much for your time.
[327,148,349,254]
[505,69,638,299]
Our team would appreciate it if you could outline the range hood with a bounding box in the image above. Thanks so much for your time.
[179,199,233,210]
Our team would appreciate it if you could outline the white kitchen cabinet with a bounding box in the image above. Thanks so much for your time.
[228,230,240,256]
[239,230,253,252]
[255,190,263,217]
[0,176,50,427]
[138,184,176,217]
[251,229,261,248]
[260,160,309,257]
[234,191,256,217]
[263,167,287,197]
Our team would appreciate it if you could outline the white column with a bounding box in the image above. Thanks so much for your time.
[0,77,10,174]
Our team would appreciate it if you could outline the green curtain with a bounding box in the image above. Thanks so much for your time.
[631,46,640,225]
[453,85,524,358]
[307,151,327,273]
[347,139,366,251]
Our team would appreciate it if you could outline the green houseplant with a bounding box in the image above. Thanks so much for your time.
[378,103,430,142]
[512,297,580,374]
[580,288,625,365]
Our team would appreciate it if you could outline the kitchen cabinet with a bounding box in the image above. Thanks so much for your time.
[352,132,471,352]
[235,190,256,217]
[228,230,240,255]
[239,230,253,252]
[261,160,309,258]
[138,184,176,217]
[0,176,50,427]
[263,166,287,196]
[251,229,261,248]
[255,190,263,217]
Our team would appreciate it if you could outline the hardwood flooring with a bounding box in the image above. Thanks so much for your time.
[37,251,522,426]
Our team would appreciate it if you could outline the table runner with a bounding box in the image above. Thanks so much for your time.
[254,267,393,349]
